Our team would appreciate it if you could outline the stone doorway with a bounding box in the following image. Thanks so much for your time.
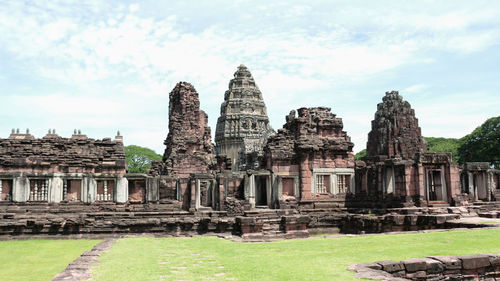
[0,179,12,201]
[199,181,213,208]
[473,173,488,201]
[426,169,447,203]
[255,175,268,206]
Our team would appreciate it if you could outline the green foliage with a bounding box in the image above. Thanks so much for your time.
[0,239,99,281]
[458,116,500,168]
[354,149,366,160]
[424,137,460,162]
[125,145,162,173]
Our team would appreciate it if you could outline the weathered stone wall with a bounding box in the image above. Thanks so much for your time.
[0,131,126,174]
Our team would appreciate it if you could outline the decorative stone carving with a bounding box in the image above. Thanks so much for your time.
[215,65,275,171]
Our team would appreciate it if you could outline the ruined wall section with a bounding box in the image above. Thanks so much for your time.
[151,82,215,179]
[366,91,427,160]
[0,131,126,174]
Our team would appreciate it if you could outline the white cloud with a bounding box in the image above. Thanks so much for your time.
[0,0,499,153]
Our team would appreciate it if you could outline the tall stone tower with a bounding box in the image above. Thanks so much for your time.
[366,91,427,160]
[149,82,215,178]
[215,65,274,171]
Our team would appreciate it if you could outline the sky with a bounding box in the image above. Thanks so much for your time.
[0,0,499,154]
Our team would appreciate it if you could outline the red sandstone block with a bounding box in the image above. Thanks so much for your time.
[458,255,491,270]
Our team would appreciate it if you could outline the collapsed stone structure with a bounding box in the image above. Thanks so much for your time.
[0,129,127,204]
[1,66,499,240]
[356,91,463,207]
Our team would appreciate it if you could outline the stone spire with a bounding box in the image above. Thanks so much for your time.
[215,65,274,171]
[366,91,427,160]
[151,82,215,177]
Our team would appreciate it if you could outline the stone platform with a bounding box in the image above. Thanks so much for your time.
[1,203,499,241]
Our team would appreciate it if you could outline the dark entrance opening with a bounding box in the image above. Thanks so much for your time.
[255,176,268,206]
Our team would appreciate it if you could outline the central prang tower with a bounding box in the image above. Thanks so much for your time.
[215,65,274,171]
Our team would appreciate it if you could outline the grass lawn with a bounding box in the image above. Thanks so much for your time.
[0,239,100,281]
[93,228,500,281]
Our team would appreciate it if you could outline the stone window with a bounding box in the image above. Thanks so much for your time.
[337,175,351,194]
[96,180,114,201]
[29,179,48,201]
[282,178,295,196]
[0,179,12,201]
[128,180,146,203]
[63,180,81,202]
[315,174,330,194]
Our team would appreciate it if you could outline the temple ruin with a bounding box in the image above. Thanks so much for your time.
[355,91,463,207]
[215,64,274,171]
[0,129,127,204]
[0,66,499,239]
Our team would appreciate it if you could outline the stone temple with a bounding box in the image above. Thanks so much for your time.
[215,65,274,171]
[0,66,499,240]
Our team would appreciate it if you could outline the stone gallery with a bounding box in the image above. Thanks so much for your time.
[0,65,499,239]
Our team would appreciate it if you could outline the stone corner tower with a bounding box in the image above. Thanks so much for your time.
[366,90,427,160]
[215,64,275,171]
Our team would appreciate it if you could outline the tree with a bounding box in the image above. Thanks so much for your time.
[424,137,460,163]
[125,145,162,173]
[354,149,366,160]
[457,116,500,168]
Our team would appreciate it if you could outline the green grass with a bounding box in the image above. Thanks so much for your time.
[480,220,500,224]
[0,239,100,281]
[93,228,500,281]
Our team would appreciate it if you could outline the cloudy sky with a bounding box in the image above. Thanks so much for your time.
[1,0,499,154]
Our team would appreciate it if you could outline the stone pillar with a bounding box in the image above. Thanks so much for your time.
[49,176,63,203]
[83,176,97,203]
[146,177,159,203]
[12,175,29,202]
[115,177,128,203]
[248,174,255,208]
[189,178,197,212]
[440,165,448,203]
[468,172,475,200]
[276,175,282,201]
